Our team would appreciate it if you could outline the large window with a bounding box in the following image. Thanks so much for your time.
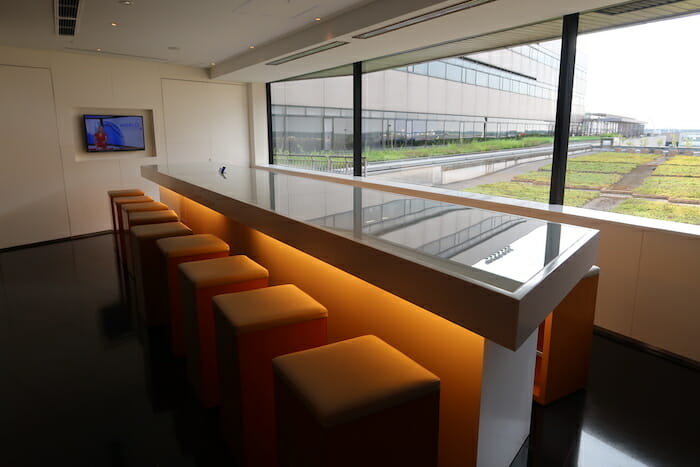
[561,15,700,225]
[270,76,354,174]
[268,13,700,226]
[362,40,566,205]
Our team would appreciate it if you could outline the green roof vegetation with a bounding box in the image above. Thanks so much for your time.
[572,152,658,164]
[634,176,700,201]
[612,199,700,225]
[539,161,638,174]
[652,164,700,177]
[464,182,598,207]
[663,155,700,166]
[514,170,621,189]
[363,136,554,162]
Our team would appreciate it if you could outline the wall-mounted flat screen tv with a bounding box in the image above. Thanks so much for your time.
[83,115,145,152]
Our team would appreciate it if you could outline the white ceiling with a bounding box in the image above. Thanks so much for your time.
[212,0,625,81]
[0,0,649,82]
[0,0,374,66]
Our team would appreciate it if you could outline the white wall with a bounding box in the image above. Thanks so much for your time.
[0,46,250,249]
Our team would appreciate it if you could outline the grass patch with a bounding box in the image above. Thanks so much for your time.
[514,171,621,189]
[664,155,700,166]
[634,176,700,201]
[612,199,700,225]
[464,182,599,207]
[539,161,638,174]
[653,164,700,177]
[364,136,553,162]
[572,152,658,164]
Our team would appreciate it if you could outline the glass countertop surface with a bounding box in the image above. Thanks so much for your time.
[150,163,597,294]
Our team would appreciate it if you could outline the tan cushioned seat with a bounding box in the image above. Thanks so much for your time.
[131,222,192,240]
[157,234,229,258]
[128,209,179,226]
[108,189,144,198]
[122,201,168,213]
[213,284,328,335]
[273,335,440,427]
[113,195,152,206]
[179,255,268,289]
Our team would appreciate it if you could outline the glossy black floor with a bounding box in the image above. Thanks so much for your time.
[0,233,698,467]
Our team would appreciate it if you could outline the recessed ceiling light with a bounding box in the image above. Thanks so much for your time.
[249,45,255,49]
[118,1,133,5]
[96,48,102,52]
[111,22,119,27]
[314,17,321,21]
[210,62,216,66]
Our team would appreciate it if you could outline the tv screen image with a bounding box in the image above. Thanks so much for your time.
[84,115,145,152]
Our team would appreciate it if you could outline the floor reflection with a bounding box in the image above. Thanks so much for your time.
[0,233,698,467]
[575,431,648,467]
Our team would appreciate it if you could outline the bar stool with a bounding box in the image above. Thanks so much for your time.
[108,189,144,231]
[127,209,179,229]
[273,335,441,467]
[124,210,180,274]
[119,201,169,232]
[116,201,169,264]
[179,256,269,408]
[156,234,230,358]
[214,285,328,467]
[112,195,152,229]
[131,222,193,327]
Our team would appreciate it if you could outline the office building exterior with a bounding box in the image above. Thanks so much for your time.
[271,42,589,154]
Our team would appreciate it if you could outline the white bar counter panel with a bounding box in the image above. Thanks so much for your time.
[142,162,598,351]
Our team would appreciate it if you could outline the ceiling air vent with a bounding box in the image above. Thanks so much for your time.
[54,0,82,36]
[596,0,685,15]
[267,41,349,65]
[353,0,497,39]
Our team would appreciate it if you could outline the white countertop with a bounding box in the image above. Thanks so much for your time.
[142,162,599,350]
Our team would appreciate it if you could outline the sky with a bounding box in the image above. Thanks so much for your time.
[577,13,700,129]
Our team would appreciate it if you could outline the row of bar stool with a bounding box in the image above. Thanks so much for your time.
[107,189,441,467]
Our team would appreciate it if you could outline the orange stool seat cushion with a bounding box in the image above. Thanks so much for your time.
[156,234,230,357]
[130,222,193,326]
[108,189,145,230]
[120,201,168,231]
[127,209,179,228]
[108,189,144,198]
[117,201,169,264]
[179,255,269,408]
[214,285,328,467]
[273,335,440,467]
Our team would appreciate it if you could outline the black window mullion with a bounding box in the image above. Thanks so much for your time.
[266,82,274,165]
[353,62,363,177]
[549,13,579,205]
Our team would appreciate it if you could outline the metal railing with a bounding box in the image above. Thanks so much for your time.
[310,198,472,236]
[417,214,526,259]
[274,154,368,176]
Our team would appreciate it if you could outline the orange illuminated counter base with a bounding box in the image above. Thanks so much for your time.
[142,162,599,467]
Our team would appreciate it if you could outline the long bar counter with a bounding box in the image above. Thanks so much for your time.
[141,161,599,467]
[142,162,598,350]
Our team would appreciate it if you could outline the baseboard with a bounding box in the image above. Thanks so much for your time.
[0,230,113,253]
[594,326,699,372]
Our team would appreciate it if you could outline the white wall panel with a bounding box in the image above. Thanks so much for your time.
[208,81,249,164]
[0,45,250,243]
[162,79,248,165]
[0,65,70,248]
